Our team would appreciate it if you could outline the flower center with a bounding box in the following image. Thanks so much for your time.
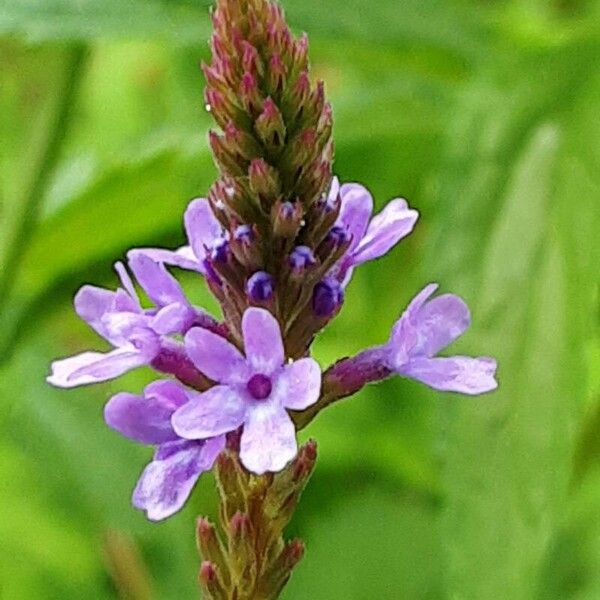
[247,373,272,400]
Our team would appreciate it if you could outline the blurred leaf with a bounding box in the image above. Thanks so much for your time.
[431,47,600,599]
[0,0,491,60]
[282,488,442,600]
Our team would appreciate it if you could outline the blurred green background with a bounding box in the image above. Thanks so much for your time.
[1,0,599,598]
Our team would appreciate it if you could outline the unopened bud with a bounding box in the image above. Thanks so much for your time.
[210,239,230,264]
[312,278,344,318]
[289,246,316,274]
[246,271,275,304]
[249,158,280,203]
[197,518,230,587]
[255,98,286,148]
[231,224,262,270]
[268,54,287,94]
[199,561,228,600]
[272,201,303,238]
[240,72,262,114]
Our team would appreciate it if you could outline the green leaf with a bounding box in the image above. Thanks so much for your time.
[430,48,600,599]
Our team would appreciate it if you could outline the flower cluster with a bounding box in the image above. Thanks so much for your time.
[48,0,497,596]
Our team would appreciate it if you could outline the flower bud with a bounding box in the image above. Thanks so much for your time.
[249,158,281,203]
[272,201,303,238]
[246,271,275,304]
[288,246,316,274]
[199,561,228,600]
[312,278,344,318]
[255,98,286,149]
[231,224,262,270]
[197,518,230,587]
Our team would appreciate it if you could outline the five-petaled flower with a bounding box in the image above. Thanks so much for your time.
[172,308,321,474]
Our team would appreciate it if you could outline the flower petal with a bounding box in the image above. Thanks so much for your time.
[241,308,284,374]
[185,327,249,384]
[150,303,195,335]
[132,437,225,521]
[399,356,498,395]
[184,198,224,262]
[389,283,439,366]
[240,405,297,474]
[104,380,188,444]
[128,247,202,273]
[390,284,471,365]
[74,285,116,339]
[276,358,322,410]
[350,198,419,265]
[128,253,188,308]
[336,183,373,253]
[171,385,246,439]
[47,347,148,388]
[114,261,141,309]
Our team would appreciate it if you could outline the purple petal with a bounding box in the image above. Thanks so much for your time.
[171,385,246,439]
[239,405,297,474]
[128,247,202,273]
[350,198,419,265]
[389,284,439,366]
[390,284,471,366]
[400,356,498,395]
[241,308,284,374]
[74,285,116,339]
[327,176,340,203]
[184,198,224,262]
[47,347,148,388]
[336,183,373,253]
[104,380,188,444]
[276,358,322,410]
[150,303,195,335]
[185,327,249,384]
[128,253,187,308]
[132,436,225,521]
[114,262,141,308]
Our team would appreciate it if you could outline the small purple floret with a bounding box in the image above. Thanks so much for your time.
[289,246,316,271]
[312,278,344,317]
[234,224,254,245]
[210,239,230,263]
[326,226,349,248]
[247,271,274,302]
[247,373,272,399]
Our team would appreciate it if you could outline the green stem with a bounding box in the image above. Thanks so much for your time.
[0,44,88,315]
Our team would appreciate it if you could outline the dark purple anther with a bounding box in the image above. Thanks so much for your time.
[234,224,254,245]
[246,271,275,302]
[210,239,230,263]
[326,226,349,248]
[289,246,316,271]
[247,373,272,400]
[312,278,344,318]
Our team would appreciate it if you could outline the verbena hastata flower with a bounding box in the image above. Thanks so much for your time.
[47,0,497,596]
[317,284,497,410]
[172,308,320,474]
[129,197,226,276]
[327,179,419,287]
[105,380,226,520]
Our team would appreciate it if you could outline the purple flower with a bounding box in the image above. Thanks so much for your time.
[386,284,497,394]
[129,198,226,275]
[105,380,225,520]
[172,308,321,474]
[47,256,201,388]
[330,180,419,286]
